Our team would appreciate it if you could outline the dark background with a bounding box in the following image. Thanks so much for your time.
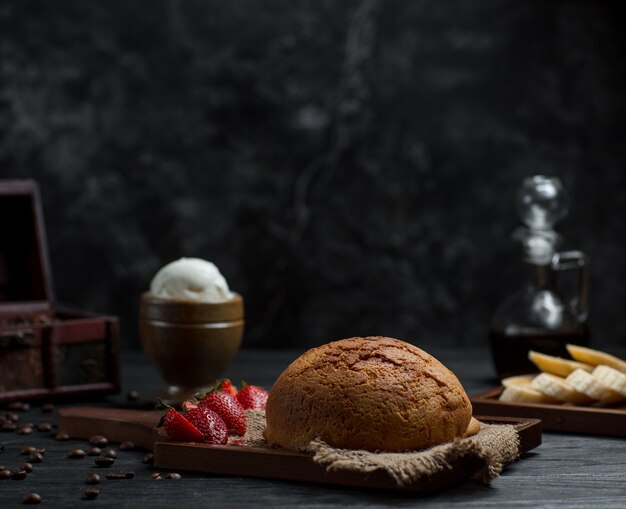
[1,0,624,349]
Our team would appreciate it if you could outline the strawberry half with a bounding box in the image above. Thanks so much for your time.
[184,406,228,445]
[236,384,269,410]
[200,391,247,436]
[162,408,204,442]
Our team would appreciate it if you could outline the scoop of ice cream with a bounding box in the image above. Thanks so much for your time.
[149,258,231,302]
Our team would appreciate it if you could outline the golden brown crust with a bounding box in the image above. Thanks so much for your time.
[264,336,472,452]
[463,417,481,438]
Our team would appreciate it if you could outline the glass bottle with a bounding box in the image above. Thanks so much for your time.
[489,176,590,378]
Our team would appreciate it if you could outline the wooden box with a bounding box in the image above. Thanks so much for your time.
[0,180,120,402]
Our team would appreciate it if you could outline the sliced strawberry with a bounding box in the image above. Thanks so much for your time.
[218,379,238,397]
[200,391,247,436]
[184,406,228,444]
[236,384,269,410]
[162,408,204,442]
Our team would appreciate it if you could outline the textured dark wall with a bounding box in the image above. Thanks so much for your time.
[1,0,624,349]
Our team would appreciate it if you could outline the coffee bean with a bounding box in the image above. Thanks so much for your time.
[68,449,87,459]
[7,413,20,422]
[87,447,101,456]
[150,473,162,480]
[119,441,134,451]
[101,449,117,459]
[142,453,154,464]
[165,472,181,480]
[17,426,33,435]
[29,452,44,464]
[35,448,45,455]
[105,470,134,480]
[23,492,42,504]
[8,401,28,411]
[1,421,16,432]
[20,447,36,455]
[85,474,101,485]
[21,463,33,473]
[127,390,140,402]
[36,422,52,432]
[94,456,115,467]
[55,432,70,441]
[89,435,108,447]
[0,469,11,479]
[41,403,55,413]
[83,488,100,500]
[11,469,28,480]
[0,465,4,470]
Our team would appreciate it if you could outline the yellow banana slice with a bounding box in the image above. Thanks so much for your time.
[531,373,593,405]
[499,384,559,404]
[528,350,593,377]
[566,345,626,373]
[501,374,536,388]
[565,368,624,405]
[593,365,626,398]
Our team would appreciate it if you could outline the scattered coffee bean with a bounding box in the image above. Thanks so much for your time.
[119,441,134,451]
[94,456,115,467]
[35,448,45,455]
[87,447,101,456]
[101,449,117,459]
[17,426,33,435]
[0,469,11,479]
[83,488,100,500]
[89,435,108,447]
[150,472,162,480]
[86,474,101,485]
[23,492,42,504]
[0,465,4,470]
[21,463,33,473]
[41,403,55,413]
[8,401,27,411]
[20,447,36,455]
[36,422,52,432]
[165,472,181,480]
[68,449,87,459]
[1,421,16,432]
[55,432,70,441]
[7,412,20,422]
[11,469,28,480]
[105,470,135,480]
[127,390,140,402]
[29,452,44,464]
[142,453,154,464]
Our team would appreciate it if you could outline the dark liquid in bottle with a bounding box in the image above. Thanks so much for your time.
[489,326,590,378]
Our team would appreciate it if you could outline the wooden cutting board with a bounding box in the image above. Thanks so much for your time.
[58,407,541,492]
[471,386,626,436]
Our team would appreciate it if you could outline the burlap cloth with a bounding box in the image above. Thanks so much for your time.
[235,410,520,488]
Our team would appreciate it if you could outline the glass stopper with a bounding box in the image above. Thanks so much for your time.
[517,176,569,231]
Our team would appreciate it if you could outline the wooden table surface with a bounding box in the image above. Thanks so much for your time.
[1,346,625,508]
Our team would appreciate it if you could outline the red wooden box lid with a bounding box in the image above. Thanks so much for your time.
[0,180,54,318]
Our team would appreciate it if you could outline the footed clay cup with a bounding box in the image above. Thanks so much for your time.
[139,292,244,404]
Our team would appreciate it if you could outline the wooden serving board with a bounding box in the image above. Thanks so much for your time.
[471,386,626,437]
[58,407,541,492]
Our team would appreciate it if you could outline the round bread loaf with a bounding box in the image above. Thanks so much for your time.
[265,336,472,452]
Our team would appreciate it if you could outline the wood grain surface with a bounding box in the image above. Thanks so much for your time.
[1,348,626,508]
